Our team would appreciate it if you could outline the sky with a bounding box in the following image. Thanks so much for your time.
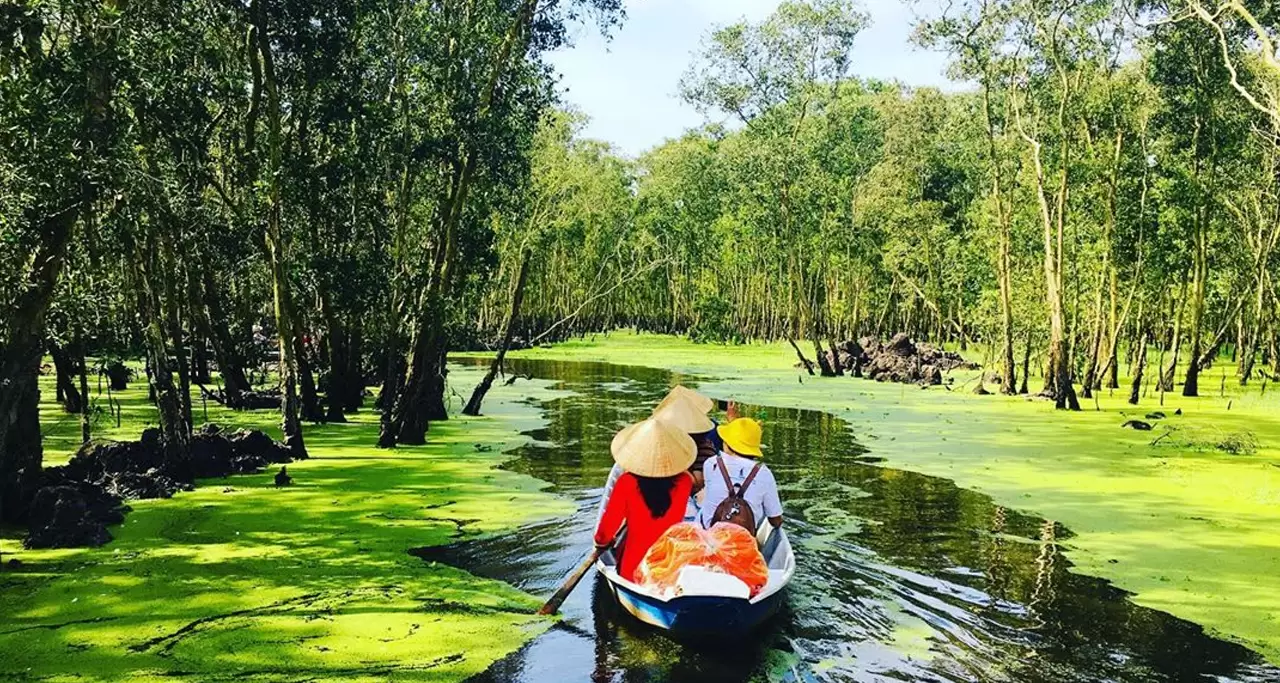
[547,0,960,157]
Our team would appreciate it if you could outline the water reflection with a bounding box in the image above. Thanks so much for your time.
[420,358,1279,682]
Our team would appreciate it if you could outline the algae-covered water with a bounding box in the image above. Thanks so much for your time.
[424,358,1280,682]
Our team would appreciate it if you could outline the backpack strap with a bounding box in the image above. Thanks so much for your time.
[715,454,734,492]
[738,462,763,498]
[715,455,763,498]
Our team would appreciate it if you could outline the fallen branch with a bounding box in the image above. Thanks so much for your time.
[530,257,671,345]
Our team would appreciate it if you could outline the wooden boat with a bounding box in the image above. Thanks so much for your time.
[595,526,795,635]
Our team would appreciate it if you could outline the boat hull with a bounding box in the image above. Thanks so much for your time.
[596,527,794,636]
[606,580,786,635]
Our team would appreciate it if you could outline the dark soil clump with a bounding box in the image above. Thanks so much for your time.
[821,333,978,386]
[199,386,282,410]
[24,424,294,550]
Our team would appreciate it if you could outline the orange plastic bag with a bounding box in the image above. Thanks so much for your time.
[637,522,769,597]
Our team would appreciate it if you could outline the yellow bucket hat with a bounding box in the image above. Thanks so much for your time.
[611,418,697,478]
[655,385,714,415]
[717,418,764,458]
[652,395,715,434]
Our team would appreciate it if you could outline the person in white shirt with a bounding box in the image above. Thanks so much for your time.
[699,417,783,531]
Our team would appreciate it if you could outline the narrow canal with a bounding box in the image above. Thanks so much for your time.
[416,358,1279,682]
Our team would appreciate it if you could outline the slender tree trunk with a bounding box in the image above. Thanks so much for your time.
[0,211,78,524]
[345,322,364,412]
[1182,218,1207,397]
[1081,265,1107,400]
[1,0,122,521]
[163,248,193,431]
[51,342,85,414]
[295,326,323,423]
[135,240,191,473]
[1129,325,1148,405]
[465,253,532,416]
[191,335,211,385]
[253,0,305,457]
[0,369,43,523]
[320,292,348,423]
[1161,273,1189,392]
[1239,243,1269,385]
[982,79,1016,396]
[198,266,250,397]
[1019,331,1032,395]
[77,338,91,443]
[385,0,538,447]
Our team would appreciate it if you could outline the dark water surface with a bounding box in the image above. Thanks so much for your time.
[419,358,1279,683]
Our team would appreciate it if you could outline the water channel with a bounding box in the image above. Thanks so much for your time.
[417,358,1279,682]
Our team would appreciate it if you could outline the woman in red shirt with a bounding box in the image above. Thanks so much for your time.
[594,417,696,582]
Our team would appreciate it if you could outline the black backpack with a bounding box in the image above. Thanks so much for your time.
[709,454,762,532]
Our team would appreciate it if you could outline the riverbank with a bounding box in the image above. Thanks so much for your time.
[492,331,1280,663]
[0,367,574,681]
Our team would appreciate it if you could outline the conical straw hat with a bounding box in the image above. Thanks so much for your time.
[652,396,715,434]
[655,385,713,414]
[611,418,697,478]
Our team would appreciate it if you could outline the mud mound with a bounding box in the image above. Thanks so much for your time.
[822,333,978,386]
[24,485,123,548]
[200,386,282,410]
[24,424,293,549]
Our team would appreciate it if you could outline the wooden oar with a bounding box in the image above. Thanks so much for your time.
[537,525,624,616]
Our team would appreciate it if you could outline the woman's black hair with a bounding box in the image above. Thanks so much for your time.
[634,474,679,518]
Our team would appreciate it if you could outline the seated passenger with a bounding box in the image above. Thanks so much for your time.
[597,386,718,524]
[594,418,696,582]
[699,417,783,532]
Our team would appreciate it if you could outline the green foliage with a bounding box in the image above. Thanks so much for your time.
[688,287,742,345]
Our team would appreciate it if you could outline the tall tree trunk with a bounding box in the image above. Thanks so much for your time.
[1080,265,1107,400]
[0,209,77,524]
[191,334,211,385]
[1106,268,1120,389]
[135,240,190,474]
[464,252,531,416]
[1129,325,1149,405]
[295,326,323,423]
[1019,331,1032,395]
[253,0,305,458]
[982,79,1017,395]
[1239,239,1270,385]
[1182,218,1207,397]
[164,252,193,431]
[1017,97,1078,410]
[384,0,537,447]
[197,266,250,397]
[1,0,122,521]
[344,321,364,412]
[0,369,43,524]
[320,292,348,423]
[50,342,85,414]
[1161,273,1189,392]
[77,338,91,444]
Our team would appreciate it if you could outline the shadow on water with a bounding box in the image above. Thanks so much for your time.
[415,357,1280,682]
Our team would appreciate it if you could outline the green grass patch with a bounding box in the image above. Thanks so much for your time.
[1,367,574,682]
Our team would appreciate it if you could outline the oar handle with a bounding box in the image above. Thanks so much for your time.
[537,524,625,616]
